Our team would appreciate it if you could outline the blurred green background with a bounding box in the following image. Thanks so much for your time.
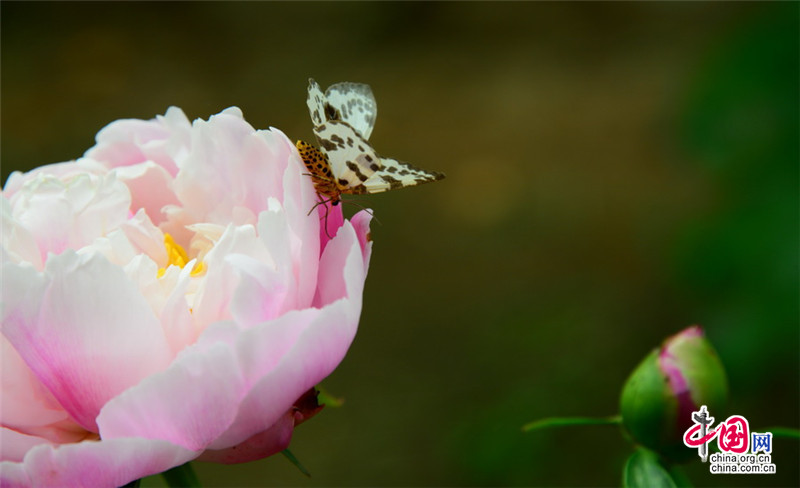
[2,2,797,486]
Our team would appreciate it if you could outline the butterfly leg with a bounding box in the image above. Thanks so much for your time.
[320,199,333,240]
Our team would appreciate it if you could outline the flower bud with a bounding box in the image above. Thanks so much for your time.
[620,326,728,461]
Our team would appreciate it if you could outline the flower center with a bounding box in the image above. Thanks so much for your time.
[158,233,206,278]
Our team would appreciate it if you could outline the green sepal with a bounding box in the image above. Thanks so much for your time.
[620,349,677,453]
[161,462,201,488]
[316,386,345,408]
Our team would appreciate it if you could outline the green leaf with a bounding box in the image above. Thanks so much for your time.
[667,465,694,488]
[281,449,312,477]
[522,415,621,432]
[622,448,678,488]
[161,462,201,488]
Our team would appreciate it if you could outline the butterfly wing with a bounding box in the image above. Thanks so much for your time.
[313,120,382,189]
[306,78,327,128]
[324,82,377,140]
[354,157,446,194]
[305,77,446,197]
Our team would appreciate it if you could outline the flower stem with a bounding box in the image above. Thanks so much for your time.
[522,415,622,432]
[161,462,201,487]
[762,427,800,439]
[281,449,312,477]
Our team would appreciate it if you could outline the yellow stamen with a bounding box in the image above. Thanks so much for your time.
[190,261,206,277]
[158,233,206,278]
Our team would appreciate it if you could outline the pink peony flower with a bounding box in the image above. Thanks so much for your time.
[1,107,372,487]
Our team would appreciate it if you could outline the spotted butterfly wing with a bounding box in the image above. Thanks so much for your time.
[306,79,327,128]
[299,78,445,203]
[306,79,377,140]
[324,82,377,140]
[357,158,445,194]
[313,120,381,188]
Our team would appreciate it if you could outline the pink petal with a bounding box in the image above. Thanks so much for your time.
[196,410,294,464]
[96,336,246,451]
[1,198,42,269]
[114,162,178,225]
[8,173,130,261]
[197,388,322,464]
[209,302,354,452]
[2,105,377,479]
[208,221,368,454]
[174,111,294,225]
[2,159,107,198]
[85,106,192,176]
[318,202,345,253]
[227,253,288,327]
[1,251,173,432]
[159,265,199,354]
[350,209,374,270]
[1,429,52,463]
[95,309,324,451]
[274,136,324,306]
[314,219,369,309]
[191,225,267,330]
[0,337,83,446]
[118,209,167,266]
[98,223,369,459]
[0,437,197,488]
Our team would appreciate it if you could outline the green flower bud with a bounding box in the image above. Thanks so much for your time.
[620,326,728,461]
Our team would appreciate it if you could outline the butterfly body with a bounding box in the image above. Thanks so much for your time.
[297,78,444,205]
[296,140,342,205]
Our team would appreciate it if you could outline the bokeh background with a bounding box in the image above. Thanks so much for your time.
[2,2,797,486]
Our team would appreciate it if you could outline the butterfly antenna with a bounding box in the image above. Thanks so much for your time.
[303,172,336,184]
[340,198,382,226]
[321,201,334,240]
[307,195,336,217]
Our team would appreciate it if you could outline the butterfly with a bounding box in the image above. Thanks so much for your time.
[296,78,445,210]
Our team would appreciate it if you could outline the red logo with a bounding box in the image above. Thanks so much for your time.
[716,415,749,453]
[683,407,753,461]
